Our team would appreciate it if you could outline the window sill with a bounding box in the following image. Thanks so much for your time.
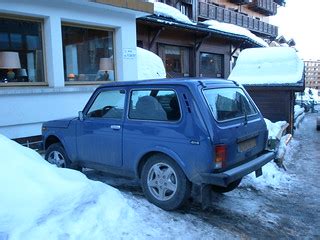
[65,81,115,86]
[0,85,98,96]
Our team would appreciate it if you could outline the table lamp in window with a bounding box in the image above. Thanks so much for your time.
[0,51,21,81]
[97,57,114,81]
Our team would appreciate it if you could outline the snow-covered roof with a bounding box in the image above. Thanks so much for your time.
[137,47,166,80]
[202,20,268,47]
[144,1,267,47]
[228,47,304,85]
[151,1,195,25]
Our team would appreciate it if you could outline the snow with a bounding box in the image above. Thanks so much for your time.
[0,134,236,239]
[241,161,291,191]
[297,87,320,103]
[294,105,304,119]
[228,47,304,85]
[240,119,292,190]
[137,47,166,80]
[147,1,195,25]
[202,20,268,47]
[0,134,137,239]
[147,2,266,47]
[264,118,287,139]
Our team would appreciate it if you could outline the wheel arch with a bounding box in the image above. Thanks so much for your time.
[44,135,62,150]
[136,147,189,180]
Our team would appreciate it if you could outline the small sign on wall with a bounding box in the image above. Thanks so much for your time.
[123,48,137,59]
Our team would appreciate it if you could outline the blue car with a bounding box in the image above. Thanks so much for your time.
[42,78,274,210]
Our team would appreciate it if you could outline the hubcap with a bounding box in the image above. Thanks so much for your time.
[47,151,66,168]
[147,163,178,201]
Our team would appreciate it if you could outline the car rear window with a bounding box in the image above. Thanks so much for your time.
[203,87,257,122]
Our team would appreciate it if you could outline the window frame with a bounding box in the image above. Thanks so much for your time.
[158,43,191,78]
[127,87,183,123]
[62,22,116,86]
[0,14,47,87]
[199,51,224,78]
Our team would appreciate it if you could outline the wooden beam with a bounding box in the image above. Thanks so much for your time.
[230,41,244,58]
[195,33,211,52]
[148,27,164,50]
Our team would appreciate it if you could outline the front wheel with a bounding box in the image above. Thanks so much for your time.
[211,178,242,193]
[45,143,71,168]
[141,154,191,211]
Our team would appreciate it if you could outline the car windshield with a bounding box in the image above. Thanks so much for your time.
[203,87,257,122]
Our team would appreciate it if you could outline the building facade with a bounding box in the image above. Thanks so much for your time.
[0,0,152,141]
[304,60,320,89]
[137,0,285,79]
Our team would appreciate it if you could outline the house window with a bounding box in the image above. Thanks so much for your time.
[180,3,192,18]
[0,17,44,84]
[62,24,114,83]
[158,44,190,78]
[200,52,224,78]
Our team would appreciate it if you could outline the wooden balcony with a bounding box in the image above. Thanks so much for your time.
[198,2,278,38]
[229,0,252,5]
[249,0,277,16]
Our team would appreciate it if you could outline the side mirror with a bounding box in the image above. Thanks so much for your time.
[78,111,84,121]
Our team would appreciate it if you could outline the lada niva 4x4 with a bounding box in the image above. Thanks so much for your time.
[42,79,274,210]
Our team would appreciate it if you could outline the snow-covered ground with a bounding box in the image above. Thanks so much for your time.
[0,135,234,239]
[0,116,310,239]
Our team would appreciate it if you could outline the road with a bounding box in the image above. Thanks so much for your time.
[85,109,320,239]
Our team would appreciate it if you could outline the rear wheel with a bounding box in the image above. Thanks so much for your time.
[141,154,191,210]
[45,143,71,168]
[211,178,242,193]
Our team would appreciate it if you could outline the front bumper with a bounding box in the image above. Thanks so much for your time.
[200,151,275,187]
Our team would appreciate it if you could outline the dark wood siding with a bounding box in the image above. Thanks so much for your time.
[245,88,295,134]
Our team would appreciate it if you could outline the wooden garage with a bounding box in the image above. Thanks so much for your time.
[228,47,305,134]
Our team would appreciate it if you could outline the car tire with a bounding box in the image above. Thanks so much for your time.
[45,143,72,168]
[211,178,242,193]
[141,154,191,211]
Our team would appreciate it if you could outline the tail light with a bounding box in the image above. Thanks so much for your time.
[214,145,227,169]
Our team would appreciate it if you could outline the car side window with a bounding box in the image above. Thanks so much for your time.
[129,89,181,121]
[87,90,125,119]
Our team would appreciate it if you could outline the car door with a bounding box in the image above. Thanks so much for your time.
[76,88,126,167]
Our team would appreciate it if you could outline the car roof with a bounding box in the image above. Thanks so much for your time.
[97,78,237,89]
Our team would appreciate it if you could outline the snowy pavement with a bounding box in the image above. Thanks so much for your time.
[1,110,319,239]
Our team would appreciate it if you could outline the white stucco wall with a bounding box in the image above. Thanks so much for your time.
[0,0,146,139]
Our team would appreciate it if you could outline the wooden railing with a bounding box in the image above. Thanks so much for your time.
[250,0,277,16]
[198,2,278,38]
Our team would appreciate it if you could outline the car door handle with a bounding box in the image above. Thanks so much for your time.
[110,125,121,130]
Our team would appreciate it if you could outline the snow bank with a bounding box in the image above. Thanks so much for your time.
[241,119,292,190]
[148,1,194,25]
[241,161,291,191]
[137,47,166,80]
[264,118,287,139]
[202,20,268,47]
[229,47,304,85]
[294,105,304,119]
[0,134,136,239]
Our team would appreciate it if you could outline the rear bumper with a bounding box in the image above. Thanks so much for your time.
[200,151,275,187]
